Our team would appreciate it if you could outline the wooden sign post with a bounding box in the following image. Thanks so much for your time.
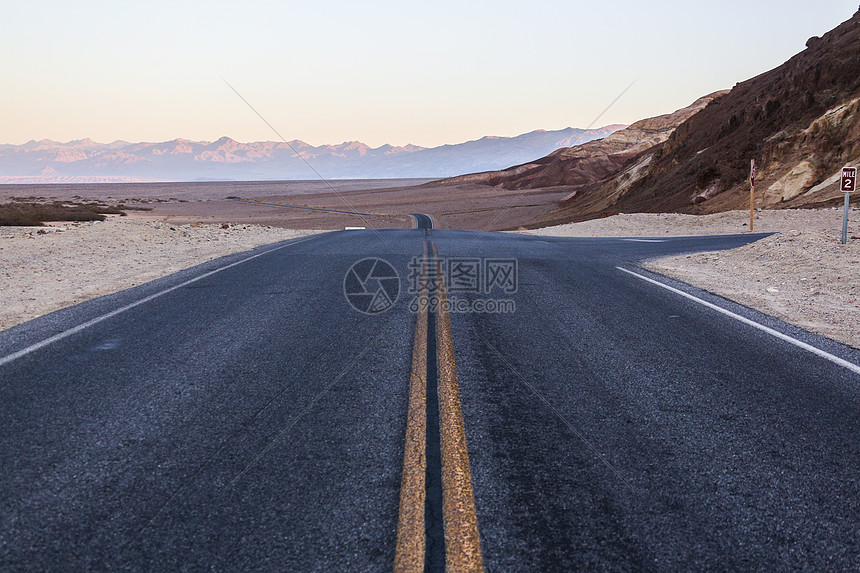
[750,159,756,231]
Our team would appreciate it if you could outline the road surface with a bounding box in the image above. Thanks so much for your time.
[2,219,859,571]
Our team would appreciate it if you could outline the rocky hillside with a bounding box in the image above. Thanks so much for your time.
[530,8,860,226]
[441,93,722,192]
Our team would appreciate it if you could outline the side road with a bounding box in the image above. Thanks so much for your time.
[523,208,860,349]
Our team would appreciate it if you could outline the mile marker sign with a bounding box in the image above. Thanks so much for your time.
[842,167,857,193]
[841,166,856,244]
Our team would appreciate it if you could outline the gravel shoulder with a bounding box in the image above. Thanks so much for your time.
[0,217,325,331]
[523,209,860,349]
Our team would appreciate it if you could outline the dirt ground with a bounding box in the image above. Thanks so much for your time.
[523,208,860,349]
[126,183,572,231]
[0,218,323,331]
[0,180,571,231]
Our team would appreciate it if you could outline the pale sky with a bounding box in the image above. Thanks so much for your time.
[2,1,857,148]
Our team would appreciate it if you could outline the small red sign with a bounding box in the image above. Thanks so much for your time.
[842,167,857,193]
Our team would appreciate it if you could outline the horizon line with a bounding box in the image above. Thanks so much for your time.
[1,124,629,150]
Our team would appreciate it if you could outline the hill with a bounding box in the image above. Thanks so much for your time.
[450,8,860,228]
[439,93,722,192]
[603,7,860,216]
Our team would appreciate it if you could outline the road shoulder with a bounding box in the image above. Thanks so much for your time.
[523,209,860,350]
[0,218,326,331]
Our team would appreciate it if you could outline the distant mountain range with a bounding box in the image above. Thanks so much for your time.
[0,126,623,183]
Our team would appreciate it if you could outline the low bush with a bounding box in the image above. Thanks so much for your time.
[0,201,129,226]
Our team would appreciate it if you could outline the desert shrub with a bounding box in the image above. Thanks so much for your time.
[0,201,129,226]
[115,203,152,212]
[0,209,42,226]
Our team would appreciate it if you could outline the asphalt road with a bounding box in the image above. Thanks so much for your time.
[411,213,434,230]
[2,221,860,571]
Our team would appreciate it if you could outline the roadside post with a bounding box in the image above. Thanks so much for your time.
[842,166,856,244]
[750,159,756,231]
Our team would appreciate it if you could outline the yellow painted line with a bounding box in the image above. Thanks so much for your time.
[394,243,429,573]
[431,242,484,573]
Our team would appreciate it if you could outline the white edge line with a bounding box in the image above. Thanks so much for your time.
[616,266,860,376]
[0,235,318,368]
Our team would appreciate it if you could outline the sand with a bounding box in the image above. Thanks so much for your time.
[524,208,860,349]
[0,217,324,331]
[0,180,570,231]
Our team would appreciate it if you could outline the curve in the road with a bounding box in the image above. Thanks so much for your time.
[410,213,434,230]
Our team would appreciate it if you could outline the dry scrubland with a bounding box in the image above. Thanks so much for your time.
[524,208,860,349]
[0,218,322,331]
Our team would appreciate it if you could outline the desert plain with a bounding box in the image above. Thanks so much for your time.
[1,180,859,350]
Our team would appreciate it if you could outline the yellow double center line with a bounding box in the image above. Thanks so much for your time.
[395,242,483,573]
[395,243,430,571]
